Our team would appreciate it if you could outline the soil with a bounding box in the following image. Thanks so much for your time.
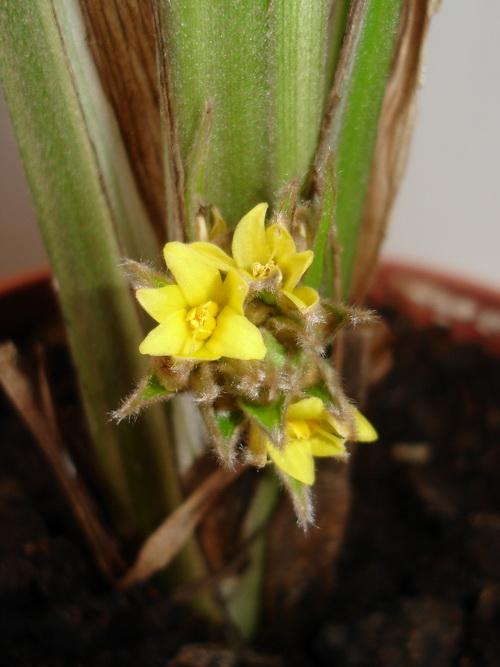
[2,304,500,666]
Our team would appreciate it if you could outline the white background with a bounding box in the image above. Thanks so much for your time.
[1,0,499,289]
[385,0,500,291]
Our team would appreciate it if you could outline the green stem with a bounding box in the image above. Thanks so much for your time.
[269,0,331,193]
[159,0,269,224]
[0,1,181,540]
[221,469,281,640]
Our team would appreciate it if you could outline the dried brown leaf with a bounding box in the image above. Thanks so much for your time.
[151,1,187,242]
[119,466,244,589]
[79,0,165,239]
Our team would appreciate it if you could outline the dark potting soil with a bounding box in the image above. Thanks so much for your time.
[1,311,500,666]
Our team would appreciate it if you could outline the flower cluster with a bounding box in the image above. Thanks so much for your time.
[248,397,376,486]
[119,203,376,525]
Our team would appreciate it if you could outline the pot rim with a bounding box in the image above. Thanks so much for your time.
[371,259,500,356]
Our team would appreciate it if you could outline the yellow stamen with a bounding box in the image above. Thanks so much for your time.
[251,259,276,279]
[186,301,219,341]
[286,416,340,442]
[287,418,314,439]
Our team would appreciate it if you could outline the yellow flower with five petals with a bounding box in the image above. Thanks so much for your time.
[193,203,319,311]
[249,397,377,485]
[136,242,266,361]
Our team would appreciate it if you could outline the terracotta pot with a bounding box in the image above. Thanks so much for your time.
[2,264,500,662]
[371,261,500,357]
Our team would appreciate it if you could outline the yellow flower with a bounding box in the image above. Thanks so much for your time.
[193,203,319,311]
[249,397,377,485]
[136,242,266,361]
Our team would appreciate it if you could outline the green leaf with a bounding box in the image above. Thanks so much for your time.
[200,405,244,464]
[240,395,286,446]
[49,2,160,263]
[142,373,174,401]
[305,382,337,408]
[262,330,288,369]
[316,0,404,297]
[272,177,300,224]
[325,0,352,95]
[112,373,175,423]
[0,2,179,539]
[215,410,244,442]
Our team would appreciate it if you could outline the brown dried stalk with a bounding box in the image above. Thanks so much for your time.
[79,0,165,240]
[119,466,245,589]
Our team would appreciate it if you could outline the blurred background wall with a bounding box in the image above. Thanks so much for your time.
[1,0,499,288]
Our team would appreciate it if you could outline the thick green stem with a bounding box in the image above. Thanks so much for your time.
[159,0,346,225]
[159,0,269,225]
[268,0,331,192]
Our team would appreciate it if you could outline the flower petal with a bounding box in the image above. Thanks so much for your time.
[324,408,377,442]
[279,250,314,291]
[136,285,187,323]
[208,207,227,239]
[292,286,319,309]
[232,203,269,270]
[191,242,236,273]
[164,242,223,307]
[205,306,266,360]
[220,268,248,314]
[139,310,190,356]
[353,410,378,442]
[286,397,324,421]
[184,344,221,361]
[267,439,315,485]
[324,413,350,439]
[282,285,319,312]
[309,433,346,457]
[266,224,296,258]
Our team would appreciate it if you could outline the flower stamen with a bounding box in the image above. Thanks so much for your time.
[186,300,219,341]
[251,259,276,279]
[287,418,315,439]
